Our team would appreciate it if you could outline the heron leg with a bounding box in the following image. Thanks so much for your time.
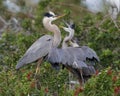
[79,69,84,86]
[33,58,43,90]
[73,69,84,96]
[65,66,76,89]
[35,58,43,76]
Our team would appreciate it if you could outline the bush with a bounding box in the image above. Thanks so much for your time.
[0,0,120,95]
[83,67,120,96]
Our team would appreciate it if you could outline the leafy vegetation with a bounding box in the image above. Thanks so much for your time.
[0,0,120,95]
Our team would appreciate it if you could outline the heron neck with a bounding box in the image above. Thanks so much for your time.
[52,24,61,47]
[62,40,68,48]
[69,30,74,40]
[70,41,79,47]
[43,20,61,47]
[62,30,74,48]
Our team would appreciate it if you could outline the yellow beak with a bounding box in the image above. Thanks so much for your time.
[59,25,64,28]
[56,14,66,19]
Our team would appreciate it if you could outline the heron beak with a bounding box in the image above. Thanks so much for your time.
[59,25,64,28]
[59,25,67,30]
[56,14,66,19]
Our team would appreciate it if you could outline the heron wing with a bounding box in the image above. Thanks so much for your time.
[47,47,98,76]
[68,47,96,75]
[64,47,86,62]
[47,47,86,68]
[16,35,53,69]
[82,66,96,76]
[81,46,99,62]
[47,48,74,68]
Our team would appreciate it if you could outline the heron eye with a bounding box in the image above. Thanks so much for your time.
[47,38,51,41]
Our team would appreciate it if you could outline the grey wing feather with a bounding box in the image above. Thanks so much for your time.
[66,47,85,60]
[61,48,74,65]
[16,35,53,69]
[47,48,64,69]
[72,60,88,69]
[81,46,100,62]
[47,47,87,68]
[66,48,96,75]
[47,48,60,65]
[82,66,96,76]
[47,48,74,68]
[47,47,97,76]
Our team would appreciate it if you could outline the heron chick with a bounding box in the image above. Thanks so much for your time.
[61,20,100,83]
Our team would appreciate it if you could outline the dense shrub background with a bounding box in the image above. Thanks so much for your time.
[0,0,120,95]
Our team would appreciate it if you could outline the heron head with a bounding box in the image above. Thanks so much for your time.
[61,20,75,33]
[44,11,65,21]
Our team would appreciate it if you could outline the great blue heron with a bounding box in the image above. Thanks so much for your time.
[61,20,99,84]
[62,20,99,63]
[16,11,99,94]
[61,20,83,88]
[47,21,99,88]
[62,20,79,48]
[62,20,75,49]
[16,11,65,70]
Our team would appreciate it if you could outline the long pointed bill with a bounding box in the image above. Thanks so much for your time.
[56,14,66,19]
[59,25,64,28]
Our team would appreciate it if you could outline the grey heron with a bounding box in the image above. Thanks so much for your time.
[61,20,84,88]
[62,20,99,64]
[16,11,99,95]
[62,20,75,49]
[62,20,79,48]
[47,21,99,88]
[61,20,99,80]
[49,20,99,88]
[16,11,65,70]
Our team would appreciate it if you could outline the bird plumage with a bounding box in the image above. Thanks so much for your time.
[16,11,63,70]
[16,35,53,69]
[47,47,98,70]
[60,20,99,81]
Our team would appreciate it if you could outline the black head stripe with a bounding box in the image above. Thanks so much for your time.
[44,12,53,17]
[70,24,75,29]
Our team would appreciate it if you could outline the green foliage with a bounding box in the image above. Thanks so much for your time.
[75,14,120,69]
[83,68,120,96]
[0,0,120,95]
